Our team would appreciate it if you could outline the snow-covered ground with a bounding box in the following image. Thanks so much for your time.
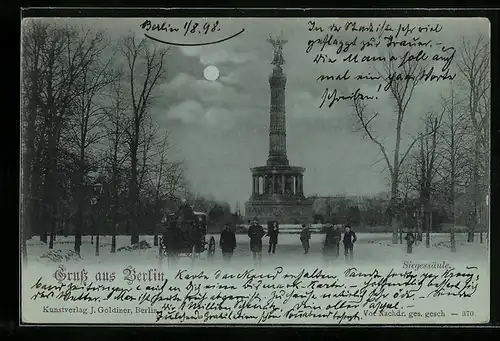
[24,232,489,271]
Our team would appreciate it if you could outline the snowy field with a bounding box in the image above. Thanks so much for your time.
[24,232,489,271]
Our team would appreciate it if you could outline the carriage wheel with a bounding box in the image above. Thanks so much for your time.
[207,236,216,258]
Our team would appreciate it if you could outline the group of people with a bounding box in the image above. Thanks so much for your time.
[219,219,279,262]
[218,218,358,264]
[300,223,357,262]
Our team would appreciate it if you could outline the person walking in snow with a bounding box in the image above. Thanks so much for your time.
[267,220,279,254]
[323,223,337,263]
[405,228,415,254]
[343,225,357,263]
[220,223,237,261]
[332,224,342,258]
[300,224,312,254]
[248,218,265,264]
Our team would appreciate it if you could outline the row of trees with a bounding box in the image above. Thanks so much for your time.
[21,21,200,259]
[351,35,490,248]
[312,194,453,232]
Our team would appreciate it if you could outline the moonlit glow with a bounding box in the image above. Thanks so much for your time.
[203,65,220,81]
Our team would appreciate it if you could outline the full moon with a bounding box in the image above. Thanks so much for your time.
[203,65,220,81]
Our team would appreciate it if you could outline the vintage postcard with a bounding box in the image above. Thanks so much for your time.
[20,14,490,325]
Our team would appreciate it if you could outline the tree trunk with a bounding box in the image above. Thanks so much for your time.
[111,205,117,253]
[21,216,28,267]
[95,234,100,256]
[111,234,117,253]
[63,215,69,237]
[130,137,140,245]
[468,211,475,243]
[479,205,483,243]
[74,208,83,256]
[425,210,430,248]
[450,228,456,252]
[95,205,100,256]
[416,208,423,242]
[23,54,40,253]
[110,155,119,253]
[131,220,139,245]
[390,180,398,244]
[428,212,433,247]
[470,135,481,244]
[48,216,55,249]
[450,194,456,253]
[425,223,430,248]
[486,193,490,248]
[467,224,473,242]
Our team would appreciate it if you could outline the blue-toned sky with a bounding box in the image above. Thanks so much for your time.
[25,17,490,209]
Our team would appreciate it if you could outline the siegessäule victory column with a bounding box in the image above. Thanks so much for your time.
[245,31,313,224]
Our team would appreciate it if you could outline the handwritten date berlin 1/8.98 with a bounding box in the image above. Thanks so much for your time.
[140,19,221,36]
[139,19,245,47]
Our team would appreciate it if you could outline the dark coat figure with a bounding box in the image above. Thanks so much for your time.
[343,226,357,262]
[248,220,265,262]
[267,220,279,254]
[323,225,341,259]
[300,224,312,254]
[162,221,183,265]
[405,230,415,254]
[189,222,204,252]
[332,226,342,257]
[220,225,237,261]
[175,203,197,250]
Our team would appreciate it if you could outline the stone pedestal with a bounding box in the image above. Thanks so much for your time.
[245,199,313,224]
[245,165,313,224]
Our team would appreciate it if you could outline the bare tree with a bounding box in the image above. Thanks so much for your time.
[103,69,130,253]
[455,35,490,243]
[415,110,444,248]
[138,115,158,194]
[120,36,169,245]
[437,87,470,252]
[32,25,110,250]
[398,160,419,241]
[21,21,50,263]
[150,130,185,246]
[351,49,425,244]
[62,30,115,255]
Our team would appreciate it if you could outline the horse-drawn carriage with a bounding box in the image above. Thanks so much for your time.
[158,203,216,263]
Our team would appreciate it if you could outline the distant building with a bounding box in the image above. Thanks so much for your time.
[311,195,390,215]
